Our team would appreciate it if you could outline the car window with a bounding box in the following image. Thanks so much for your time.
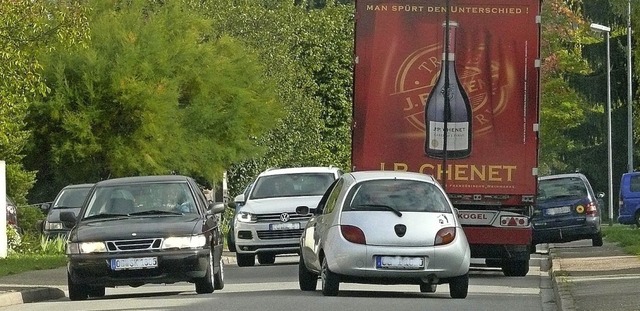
[630,175,640,192]
[54,187,92,209]
[538,177,588,200]
[83,182,197,217]
[346,179,450,213]
[323,179,344,215]
[250,173,336,199]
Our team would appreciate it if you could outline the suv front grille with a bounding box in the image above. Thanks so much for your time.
[257,229,304,240]
[106,238,162,252]
[256,212,312,222]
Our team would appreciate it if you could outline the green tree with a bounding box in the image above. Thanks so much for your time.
[25,0,280,202]
[0,0,89,204]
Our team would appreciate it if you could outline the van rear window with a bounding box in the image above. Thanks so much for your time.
[630,176,640,192]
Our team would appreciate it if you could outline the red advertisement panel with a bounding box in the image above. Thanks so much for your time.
[352,0,540,196]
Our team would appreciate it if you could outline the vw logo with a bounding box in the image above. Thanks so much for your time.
[280,213,290,222]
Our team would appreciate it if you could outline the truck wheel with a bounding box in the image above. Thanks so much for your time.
[448,274,468,299]
[298,257,318,291]
[502,260,529,277]
[67,271,88,301]
[236,253,255,267]
[592,232,604,247]
[321,257,339,296]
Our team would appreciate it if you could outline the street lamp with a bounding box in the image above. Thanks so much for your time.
[590,22,614,226]
[628,0,633,173]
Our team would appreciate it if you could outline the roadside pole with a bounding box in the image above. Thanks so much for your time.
[1,161,6,258]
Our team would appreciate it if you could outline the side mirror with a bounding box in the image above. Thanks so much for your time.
[60,211,77,228]
[597,192,605,199]
[208,202,226,215]
[40,202,51,212]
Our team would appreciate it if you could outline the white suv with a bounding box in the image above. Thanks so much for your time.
[233,166,343,266]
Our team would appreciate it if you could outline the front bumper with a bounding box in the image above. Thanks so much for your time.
[235,221,305,255]
[67,248,209,287]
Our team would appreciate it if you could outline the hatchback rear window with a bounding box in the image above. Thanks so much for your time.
[346,179,450,213]
[538,177,587,200]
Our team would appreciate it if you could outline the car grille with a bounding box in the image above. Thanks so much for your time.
[106,238,162,252]
[255,212,311,222]
[256,229,304,240]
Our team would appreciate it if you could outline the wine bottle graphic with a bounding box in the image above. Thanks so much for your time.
[424,21,472,159]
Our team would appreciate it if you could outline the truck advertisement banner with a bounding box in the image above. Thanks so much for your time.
[352,0,541,196]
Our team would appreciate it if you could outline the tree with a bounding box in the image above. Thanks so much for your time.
[0,0,89,203]
[24,0,280,202]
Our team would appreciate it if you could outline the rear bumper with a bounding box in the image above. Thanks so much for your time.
[67,248,210,287]
[462,226,532,245]
[532,225,600,244]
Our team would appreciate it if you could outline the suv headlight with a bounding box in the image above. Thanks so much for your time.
[67,242,107,254]
[45,221,65,230]
[162,235,207,249]
[237,211,257,223]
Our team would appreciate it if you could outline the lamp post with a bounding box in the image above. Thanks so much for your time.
[590,23,614,226]
[628,0,634,173]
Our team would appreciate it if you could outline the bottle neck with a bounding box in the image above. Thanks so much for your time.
[441,22,457,62]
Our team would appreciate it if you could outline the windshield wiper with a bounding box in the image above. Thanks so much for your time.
[83,213,129,220]
[128,210,183,216]
[353,204,402,217]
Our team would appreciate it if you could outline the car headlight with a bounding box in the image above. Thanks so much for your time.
[66,242,107,254]
[162,235,207,250]
[45,221,65,230]
[236,211,257,223]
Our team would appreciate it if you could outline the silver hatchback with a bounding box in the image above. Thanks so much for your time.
[299,171,470,298]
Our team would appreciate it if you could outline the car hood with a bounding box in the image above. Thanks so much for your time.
[47,208,81,222]
[241,196,322,214]
[70,216,202,242]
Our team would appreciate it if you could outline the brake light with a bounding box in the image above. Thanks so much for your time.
[435,227,456,246]
[585,202,598,217]
[341,225,366,245]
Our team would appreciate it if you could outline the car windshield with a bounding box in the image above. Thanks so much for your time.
[538,177,588,201]
[347,179,451,213]
[250,173,335,199]
[82,182,198,218]
[53,187,92,209]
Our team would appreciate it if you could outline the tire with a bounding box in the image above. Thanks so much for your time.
[592,232,604,247]
[195,251,215,294]
[298,257,318,291]
[67,271,88,301]
[419,283,437,293]
[502,260,529,277]
[257,253,276,265]
[321,257,339,296]
[236,253,255,267]
[213,251,225,290]
[448,273,469,299]
[226,234,236,253]
[88,286,105,298]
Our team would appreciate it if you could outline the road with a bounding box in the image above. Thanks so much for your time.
[0,254,555,311]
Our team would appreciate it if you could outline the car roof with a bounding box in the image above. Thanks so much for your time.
[62,183,95,189]
[95,175,192,187]
[347,170,437,183]
[258,166,341,177]
[539,173,587,181]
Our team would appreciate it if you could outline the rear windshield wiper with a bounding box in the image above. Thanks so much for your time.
[82,213,129,220]
[352,204,402,217]
[128,210,183,216]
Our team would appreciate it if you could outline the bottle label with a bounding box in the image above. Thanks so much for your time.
[428,121,469,151]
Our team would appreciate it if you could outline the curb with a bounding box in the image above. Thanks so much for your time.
[549,247,575,311]
[0,287,65,308]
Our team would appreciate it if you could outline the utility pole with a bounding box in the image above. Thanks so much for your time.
[628,0,634,172]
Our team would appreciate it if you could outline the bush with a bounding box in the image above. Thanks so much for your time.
[6,225,22,254]
[16,204,45,235]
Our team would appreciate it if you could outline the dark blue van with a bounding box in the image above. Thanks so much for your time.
[618,172,640,226]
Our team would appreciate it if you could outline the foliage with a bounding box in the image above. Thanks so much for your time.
[16,205,45,235]
[602,225,640,256]
[38,236,67,255]
[25,0,280,201]
[0,0,89,203]
[0,254,67,277]
[6,225,22,254]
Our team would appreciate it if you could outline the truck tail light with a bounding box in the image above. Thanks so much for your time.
[435,227,456,246]
[585,202,598,217]
[500,216,529,227]
[341,225,366,245]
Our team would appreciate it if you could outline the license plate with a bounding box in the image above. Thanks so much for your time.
[111,257,158,271]
[376,256,425,270]
[269,222,300,230]
[545,206,571,216]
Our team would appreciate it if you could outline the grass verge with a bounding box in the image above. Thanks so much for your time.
[0,254,67,277]
[602,224,640,256]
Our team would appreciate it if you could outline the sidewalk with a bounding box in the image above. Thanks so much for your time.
[0,251,238,308]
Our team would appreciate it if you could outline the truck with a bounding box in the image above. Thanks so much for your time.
[351,0,541,276]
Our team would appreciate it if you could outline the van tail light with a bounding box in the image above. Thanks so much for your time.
[435,227,456,246]
[585,202,598,217]
[341,225,366,245]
